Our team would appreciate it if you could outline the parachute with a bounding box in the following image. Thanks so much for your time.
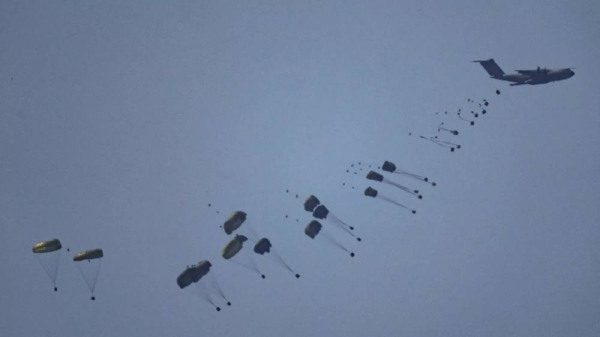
[177,260,230,311]
[223,211,247,235]
[311,204,360,242]
[312,205,329,220]
[177,261,211,289]
[304,195,320,212]
[32,239,62,291]
[303,220,355,258]
[381,161,436,186]
[364,187,416,214]
[304,221,322,239]
[73,248,103,300]
[253,238,300,278]
[302,194,359,240]
[221,235,265,279]
[366,171,422,199]
[380,162,396,174]
[221,234,247,259]
[253,238,272,255]
[364,187,378,198]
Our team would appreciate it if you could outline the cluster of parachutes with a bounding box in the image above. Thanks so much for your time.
[415,89,501,152]
[302,194,361,257]
[343,160,438,216]
[32,239,104,300]
[31,91,501,310]
[175,158,430,312]
[176,210,300,312]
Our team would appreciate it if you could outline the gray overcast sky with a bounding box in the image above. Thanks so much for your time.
[1,1,599,336]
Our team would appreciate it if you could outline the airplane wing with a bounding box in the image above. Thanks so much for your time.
[515,69,537,75]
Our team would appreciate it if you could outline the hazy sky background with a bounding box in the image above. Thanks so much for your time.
[2,1,599,336]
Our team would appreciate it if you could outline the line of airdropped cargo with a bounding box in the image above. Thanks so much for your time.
[411,89,501,152]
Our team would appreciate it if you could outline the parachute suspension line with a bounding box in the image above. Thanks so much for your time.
[329,213,354,231]
[200,282,217,307]
[208,273,232,306]
[383,179,422,199]
[457,113,475,125]
[431,141,453,149]
[420,136,459,151]
[53,250,61,289]
[246,224,260,242]
[323,230,355,258]
[338,223,356,238]
[394,170,425,180]
[271,248,295,274]
[433,139,461,149]
[239,247,265,279]
[330,218,361,242]
[324,214,361,241]
[437,123,459,136]
[90,258,102,294]
[75,258,102,300]
[36,250,61,290]
[395,170,436,186]
[208,273,225,300]
[321,230,349,253]
[248,250,262,276]
[187,282,220,311]
[379,195,417,214]
[435,139,460,146]
[230,259,260,275]
[201,282,224,311]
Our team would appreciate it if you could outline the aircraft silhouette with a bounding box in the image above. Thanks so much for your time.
[473,59,574,86]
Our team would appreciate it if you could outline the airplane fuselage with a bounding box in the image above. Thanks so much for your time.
[494,69,575,86]
[473,59,574,86]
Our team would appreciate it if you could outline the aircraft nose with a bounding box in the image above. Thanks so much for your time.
[569,69,575,77]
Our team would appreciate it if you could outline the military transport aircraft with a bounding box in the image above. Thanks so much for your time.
[473,59,574,86]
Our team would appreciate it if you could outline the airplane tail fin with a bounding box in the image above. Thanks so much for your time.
[472,59,505,78]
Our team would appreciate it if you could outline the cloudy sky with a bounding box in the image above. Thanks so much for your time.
[1,1,599,336]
